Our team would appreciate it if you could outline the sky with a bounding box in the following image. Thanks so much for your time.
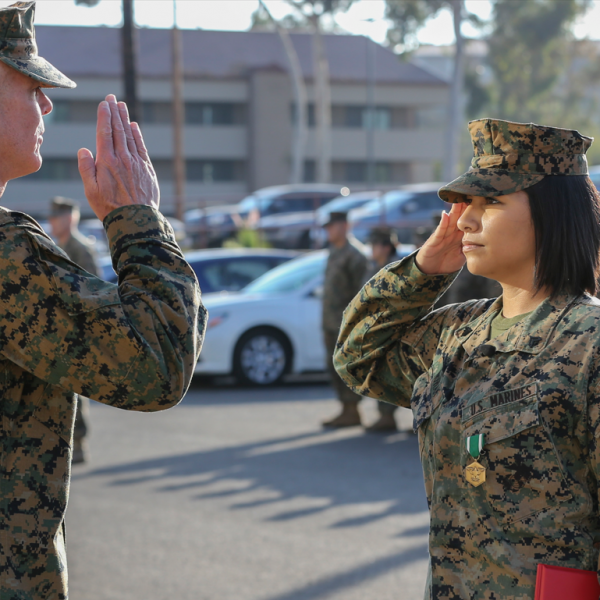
[1,0,600,46]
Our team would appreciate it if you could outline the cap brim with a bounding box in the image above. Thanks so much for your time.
[0,55,76,89]
[438,168,544,203]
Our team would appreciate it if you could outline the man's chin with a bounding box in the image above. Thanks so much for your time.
[12,156,43,181]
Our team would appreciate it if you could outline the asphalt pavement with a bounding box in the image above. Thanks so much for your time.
[66,380,430,600]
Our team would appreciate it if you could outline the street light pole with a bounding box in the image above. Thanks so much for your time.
[121,0,140,123]
[172,0,186,221]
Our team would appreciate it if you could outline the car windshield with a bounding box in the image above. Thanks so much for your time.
[317,194,378,217]
[238,192,277,213]
[243,253,325,294]
[355,191,413,216]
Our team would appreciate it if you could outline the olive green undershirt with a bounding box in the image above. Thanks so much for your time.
[489,310,533,340]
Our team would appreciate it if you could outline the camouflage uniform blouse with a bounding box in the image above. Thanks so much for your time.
[334,253,600,600]
[0,205,206,600]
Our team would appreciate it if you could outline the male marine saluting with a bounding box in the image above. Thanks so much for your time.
[0,2,206,598]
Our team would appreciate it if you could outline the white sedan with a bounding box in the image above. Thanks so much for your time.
[197,251,328,385]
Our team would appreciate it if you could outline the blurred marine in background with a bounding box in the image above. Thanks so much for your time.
[49,196,100,464]
[321,212,368,428]
[363,227,401,432]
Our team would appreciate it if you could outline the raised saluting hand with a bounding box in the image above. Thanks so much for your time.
[415,202,467,275]
[77,94,159,222]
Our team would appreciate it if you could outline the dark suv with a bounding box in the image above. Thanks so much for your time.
[349,183,450,244]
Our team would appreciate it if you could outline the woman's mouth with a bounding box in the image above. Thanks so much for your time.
[462,242,483,253]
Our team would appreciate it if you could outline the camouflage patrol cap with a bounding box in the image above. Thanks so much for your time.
[322,212,348,227]
[368,226,398,247]
[49,196,78,217]
[438,118,593,203]
[0,1,76,89]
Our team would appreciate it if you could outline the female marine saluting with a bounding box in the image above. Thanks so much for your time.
[334,119,600,600]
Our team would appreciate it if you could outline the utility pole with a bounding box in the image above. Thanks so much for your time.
[121,0,140,123]
[172,0,186,221]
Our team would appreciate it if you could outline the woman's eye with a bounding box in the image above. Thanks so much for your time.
[485,197,500,205]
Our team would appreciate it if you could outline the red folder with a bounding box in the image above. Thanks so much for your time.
[535,564,600,600]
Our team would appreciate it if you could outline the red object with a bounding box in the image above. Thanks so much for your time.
[535,564,600,600]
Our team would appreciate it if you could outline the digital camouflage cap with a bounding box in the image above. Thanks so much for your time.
[438,118,593,203]
[0,1,76,89]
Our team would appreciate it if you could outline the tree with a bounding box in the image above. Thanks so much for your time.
[75,0,140,123]
[255,1,309,185]
[385,0,479,180]
[285,1,356,183]
[486,0,592,125]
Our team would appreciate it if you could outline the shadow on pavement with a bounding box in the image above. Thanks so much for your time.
[257,543,429,600]
[76,427,427,529]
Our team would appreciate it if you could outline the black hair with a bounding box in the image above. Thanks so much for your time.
[526,174,600,298]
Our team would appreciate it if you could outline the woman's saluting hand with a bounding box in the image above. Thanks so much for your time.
[416,202,467,275]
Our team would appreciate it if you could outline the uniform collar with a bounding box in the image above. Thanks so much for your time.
[455,292,581,356]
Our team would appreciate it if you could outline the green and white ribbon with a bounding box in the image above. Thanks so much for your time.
[466,434,485,460]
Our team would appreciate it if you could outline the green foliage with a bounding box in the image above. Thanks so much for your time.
[385,0,448,53]
[250,4,310,30]
[285,0,356,16]
[486,0,592,123]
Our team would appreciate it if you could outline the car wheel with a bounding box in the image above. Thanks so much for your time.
[233,327,291,386]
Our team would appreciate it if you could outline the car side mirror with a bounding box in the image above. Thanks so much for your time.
[310,285,324,299]
[402,201,419,215]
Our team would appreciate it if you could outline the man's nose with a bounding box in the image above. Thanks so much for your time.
[39,90,53,117]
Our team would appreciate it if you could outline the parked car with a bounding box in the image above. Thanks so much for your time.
[197,244,412,385]
[185,184,347,248]
[256,190,382,249]
[99,248,299,291]
[349,183,449,244]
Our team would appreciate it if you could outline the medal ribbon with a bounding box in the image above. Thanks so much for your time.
[466,433,485,460]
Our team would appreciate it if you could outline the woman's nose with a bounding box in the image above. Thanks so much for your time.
[457,204,478,232]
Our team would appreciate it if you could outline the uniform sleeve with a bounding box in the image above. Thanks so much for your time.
[334,253,460,407]
[0,205,207,412]
[586,349,600,563]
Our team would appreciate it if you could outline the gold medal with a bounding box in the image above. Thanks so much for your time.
[465,460,486,487]
[465,434,486,487]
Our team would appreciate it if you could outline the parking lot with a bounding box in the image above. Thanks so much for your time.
[66,379,430,600]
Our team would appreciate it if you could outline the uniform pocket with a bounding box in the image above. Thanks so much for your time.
[462,389,572,525]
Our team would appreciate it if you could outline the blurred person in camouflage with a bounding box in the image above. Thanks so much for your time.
[320,212,367,428]
[0,2,206,598]
[362,227,401,432]
[49,197,100,464]
[335,118,600,599]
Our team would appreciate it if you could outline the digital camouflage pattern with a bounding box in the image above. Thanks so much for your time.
[0,1,76,89]
[335,253,600,600]
[0,204,206,599]
[439,119,593,203]
[322,239,367,332]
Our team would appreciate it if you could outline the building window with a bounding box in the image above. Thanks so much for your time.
[150,160,246,182]
[142,101,172,124]
[303,160,316,183]
[416,106,446,129]
[332,161,410,184]
[291,103,316,127]
[185,103,246,126]
[186,160,246,182]
[332,105,392,130]
[27,159,80,180]
[44,100,98,124]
